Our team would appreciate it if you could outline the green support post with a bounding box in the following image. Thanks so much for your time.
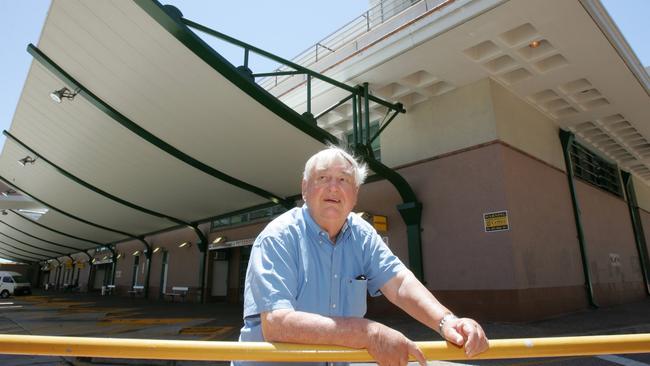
[621,171,650,295]
[195,232,207,304]
[559,130,597,308]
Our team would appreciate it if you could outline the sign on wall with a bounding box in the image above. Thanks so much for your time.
[209,238,255,251]
[373,215,388,232]
[609,253,621,267]
[483,210,510,232]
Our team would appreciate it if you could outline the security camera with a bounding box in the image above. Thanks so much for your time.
[1,210,7,216]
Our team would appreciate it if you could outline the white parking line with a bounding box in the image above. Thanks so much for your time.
[0,302,14,305]
[597,355,650,366]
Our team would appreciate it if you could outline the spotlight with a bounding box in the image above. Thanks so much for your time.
[152,247,161,253]
[1,189,15,197]
[49,87,78,103]
[132,250,140,256]
[212,236,226,244]
[178,241,191,248]
[529,40,541,49]
[18,156,37,166]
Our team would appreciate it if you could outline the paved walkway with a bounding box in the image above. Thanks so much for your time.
[0,291,648,365]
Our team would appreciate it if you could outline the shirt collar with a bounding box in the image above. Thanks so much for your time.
[302,205,352,244]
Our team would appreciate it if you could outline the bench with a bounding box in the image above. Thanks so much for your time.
[163,286,189,302]
[128,285,144,298]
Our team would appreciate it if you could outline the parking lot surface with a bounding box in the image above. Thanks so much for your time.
[0,291,648,365]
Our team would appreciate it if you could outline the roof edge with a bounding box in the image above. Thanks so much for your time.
[580,0,650,97]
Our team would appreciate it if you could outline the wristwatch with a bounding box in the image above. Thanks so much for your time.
[439,313,459,334]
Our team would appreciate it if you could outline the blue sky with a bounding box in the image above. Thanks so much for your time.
[0,1,647,263]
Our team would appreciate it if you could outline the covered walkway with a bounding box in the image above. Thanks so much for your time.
[0,0,416,299]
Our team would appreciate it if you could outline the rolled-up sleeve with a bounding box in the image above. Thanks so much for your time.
[244,235,298,318]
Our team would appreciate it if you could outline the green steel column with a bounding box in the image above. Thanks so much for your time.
[196,233,207,303]
[397,201,424,280]
[352,95,358,145]
[363,83,370,144]
[84,251,93,292]
[139,238,152,299]
[358,145,424,280]
[559,130,597,308]
[107,245,117,286]
[621,171,650,295]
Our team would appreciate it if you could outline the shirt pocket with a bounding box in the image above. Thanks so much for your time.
[343,278,368,318]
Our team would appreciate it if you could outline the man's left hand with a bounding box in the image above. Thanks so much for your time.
[441,317,489,358]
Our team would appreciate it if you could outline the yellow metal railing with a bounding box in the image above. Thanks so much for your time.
[0,334,649,362]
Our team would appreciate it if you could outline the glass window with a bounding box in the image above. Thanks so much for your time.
[211,205,287,230]
[3,277,13,283]
[571,142,622,197]
[12,275,27,283]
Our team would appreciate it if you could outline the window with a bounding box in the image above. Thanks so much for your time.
[346,121,381,161]
[3,277,13,283]
[570,141,622,197]
[13,275,27,283]
[211,205,287,231]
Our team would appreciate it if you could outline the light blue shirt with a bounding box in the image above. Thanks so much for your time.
[234,205,406,366]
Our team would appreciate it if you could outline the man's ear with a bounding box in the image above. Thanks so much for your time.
[301,179,307,201]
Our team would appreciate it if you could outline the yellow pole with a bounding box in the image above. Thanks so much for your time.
[0,334,648,362]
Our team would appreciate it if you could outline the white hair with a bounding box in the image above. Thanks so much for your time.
[302,146,368,187]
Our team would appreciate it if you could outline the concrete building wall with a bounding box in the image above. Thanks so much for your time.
[633,174,650,212]
[490,80,564,171]
[381,79,497,168]
[576,180,645,305]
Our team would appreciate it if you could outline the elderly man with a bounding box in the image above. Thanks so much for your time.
[236,146,488,366]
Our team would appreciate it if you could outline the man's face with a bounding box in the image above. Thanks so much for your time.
[302,158,359,231]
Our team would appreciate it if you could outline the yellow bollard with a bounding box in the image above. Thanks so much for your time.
[0,333,648,362]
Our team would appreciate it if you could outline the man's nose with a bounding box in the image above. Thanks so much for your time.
[326,179,341,189]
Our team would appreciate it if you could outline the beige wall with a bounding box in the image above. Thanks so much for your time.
[384,143,517,290]
[576,180,645,305]
[500,145,584,289]
[381,79,497,168]
[633,174,650,212]
[490,79,565,171]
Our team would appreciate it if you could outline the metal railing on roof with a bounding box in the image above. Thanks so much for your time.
[258,0,445,90]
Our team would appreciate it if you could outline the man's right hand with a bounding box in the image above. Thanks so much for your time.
[367,322,427,366]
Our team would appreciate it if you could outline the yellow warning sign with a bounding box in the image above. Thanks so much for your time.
[373,215,388,232]
[483,210,509,232]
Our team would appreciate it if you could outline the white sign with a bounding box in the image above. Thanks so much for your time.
[209,238,255,250]
[609,253,621,267]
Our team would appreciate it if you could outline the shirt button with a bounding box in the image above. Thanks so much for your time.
[332,304,336,308]
[334,274,338,278]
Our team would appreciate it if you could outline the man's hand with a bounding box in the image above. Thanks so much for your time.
[441,317,489,357]
[367,322,427,366]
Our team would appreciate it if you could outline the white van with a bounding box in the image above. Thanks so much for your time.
[0,271,31,298]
